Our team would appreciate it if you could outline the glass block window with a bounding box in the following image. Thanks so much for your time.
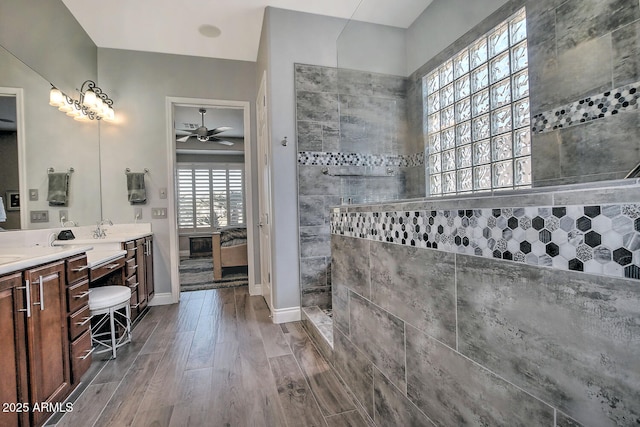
[424,8,531,196]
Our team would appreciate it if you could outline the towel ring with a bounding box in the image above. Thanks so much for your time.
[125,168,150,174]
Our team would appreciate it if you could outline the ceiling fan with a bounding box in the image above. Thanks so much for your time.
[176,108,233,145]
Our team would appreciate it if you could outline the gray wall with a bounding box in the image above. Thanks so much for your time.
[260,8,346,310]
[259,7,412,311]
[97,48,257,296]
[0,0,97,97]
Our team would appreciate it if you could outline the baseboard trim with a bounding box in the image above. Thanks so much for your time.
[148,292,174,306]
[271,306,301,324]
[250,283,262,296]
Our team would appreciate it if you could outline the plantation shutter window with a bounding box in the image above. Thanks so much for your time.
[177,163,245,232]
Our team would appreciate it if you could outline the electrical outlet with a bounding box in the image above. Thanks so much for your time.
[134,207,142,220]
[59,210,68,222]
[30,210,49,223]
[159,188,167,199]
[151,207,167,219]
[29,189,38,201]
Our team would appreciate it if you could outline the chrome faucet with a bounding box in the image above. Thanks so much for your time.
[93,219,113,239]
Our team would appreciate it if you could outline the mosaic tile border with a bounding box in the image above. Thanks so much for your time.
[531,81,640,133]
[298,151,424,168]
[331,203,640,281]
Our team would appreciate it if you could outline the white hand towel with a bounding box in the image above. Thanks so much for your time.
[0,196,7,222]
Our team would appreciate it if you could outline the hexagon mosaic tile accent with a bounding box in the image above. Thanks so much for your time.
[331,203,640,281]
[531,81,640,134]
[298,151,424,167]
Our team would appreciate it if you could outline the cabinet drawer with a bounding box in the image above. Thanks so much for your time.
[69,305,91,341]
[70,329,92,384]
[126,274,138,289]
[67,279,90,314]
[125,257,138,277]
[123,241,136,259]
[90,257,125,282]
[66,254,89,284]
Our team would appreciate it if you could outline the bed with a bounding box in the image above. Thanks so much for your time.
[212,227,248,280]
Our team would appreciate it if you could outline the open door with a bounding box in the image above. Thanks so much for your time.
[257,71,274,312]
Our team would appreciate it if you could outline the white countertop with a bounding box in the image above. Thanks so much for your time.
[54,231,152,246]
[0,245,93,276]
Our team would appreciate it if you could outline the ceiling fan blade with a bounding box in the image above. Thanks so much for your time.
[215,139,234,146]
[177,134,193,142]
[176,129,193,136]
[207,126,232,136]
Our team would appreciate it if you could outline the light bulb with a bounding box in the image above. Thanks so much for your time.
[49,88,64,107]
[83,90,97,109]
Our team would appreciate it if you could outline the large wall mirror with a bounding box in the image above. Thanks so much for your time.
[0,45,101,230]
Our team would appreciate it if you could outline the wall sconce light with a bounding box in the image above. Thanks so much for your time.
[49,80,116,122]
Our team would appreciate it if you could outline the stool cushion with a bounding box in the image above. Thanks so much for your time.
[89,286,132,311]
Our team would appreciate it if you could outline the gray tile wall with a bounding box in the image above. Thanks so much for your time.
[407,0,640,188]
[331,231,640,426]
[295,63,422,308]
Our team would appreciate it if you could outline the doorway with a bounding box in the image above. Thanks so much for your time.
[165,97,255,303]
[0,88,26,230]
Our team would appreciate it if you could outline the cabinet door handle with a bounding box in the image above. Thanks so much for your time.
[17,280,31,318]
[32,275,45,311]
[74,290,91,299]
[130,302,141,309]
[78,347,94,360]
[75,316,93,327]
[72,265,89,272]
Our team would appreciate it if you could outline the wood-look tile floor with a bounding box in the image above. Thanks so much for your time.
[54,286,370,427]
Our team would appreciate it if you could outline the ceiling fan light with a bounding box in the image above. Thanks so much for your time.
[49,88,64,107]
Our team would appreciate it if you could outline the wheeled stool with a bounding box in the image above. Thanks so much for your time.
[88,286,132,358]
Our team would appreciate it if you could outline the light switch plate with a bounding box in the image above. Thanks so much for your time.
[29,189,38,201]
[151,207,167,219]
[30,210,49,223]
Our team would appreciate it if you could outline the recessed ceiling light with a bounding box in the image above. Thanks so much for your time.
[198,24,221,38]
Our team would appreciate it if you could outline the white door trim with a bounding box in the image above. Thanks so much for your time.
[164,96,254,304]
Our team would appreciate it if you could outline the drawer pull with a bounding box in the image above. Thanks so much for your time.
[74,290,91,299]
[78,347,94,360]
[129,264,138,270]
[75,316,92,327]
[106,263,120,270]
[72,265,89,272]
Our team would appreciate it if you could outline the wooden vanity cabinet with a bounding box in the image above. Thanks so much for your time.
[144,236,154,300]
[24,261,71,427]
[122,235,153,320]
[64,254,92,385]
[0,272,29,427]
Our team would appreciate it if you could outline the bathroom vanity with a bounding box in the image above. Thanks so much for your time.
[0,223,154,427]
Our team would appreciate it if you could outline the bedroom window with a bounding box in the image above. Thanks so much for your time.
[424,7,531,196]
[177,163,245,231]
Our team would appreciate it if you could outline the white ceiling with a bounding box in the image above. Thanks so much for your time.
[61,0,432,62]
